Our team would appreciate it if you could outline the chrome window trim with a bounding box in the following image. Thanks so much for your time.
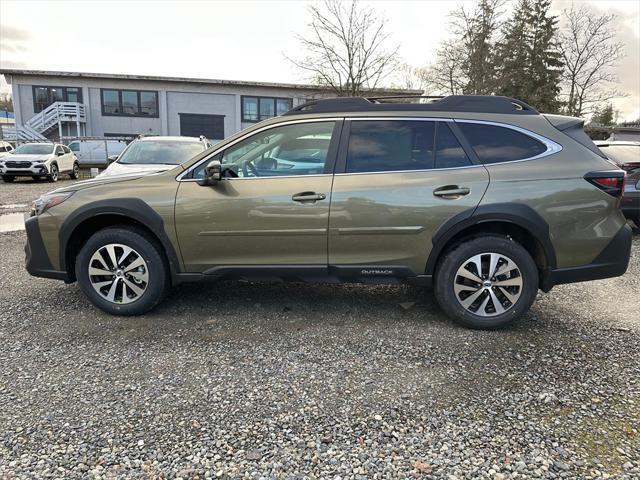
[334,164,485,176]
[178,116,563,181]
[176,117,342,181]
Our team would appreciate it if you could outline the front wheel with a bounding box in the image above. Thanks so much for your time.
[48,163,58,182]
[434,235,538,329]
[75,227,169,315]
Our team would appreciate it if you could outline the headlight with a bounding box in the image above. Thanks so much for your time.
[32,191,75,216]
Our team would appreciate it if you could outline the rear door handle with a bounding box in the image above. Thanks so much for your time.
[433,186,471,198]
[292,191,326,203]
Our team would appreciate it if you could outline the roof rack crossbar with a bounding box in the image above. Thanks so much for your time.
[284,95,539,116]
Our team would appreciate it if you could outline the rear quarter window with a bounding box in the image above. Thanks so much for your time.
[457,122,547,164]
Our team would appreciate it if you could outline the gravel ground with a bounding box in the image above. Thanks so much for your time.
[0,184,639,479]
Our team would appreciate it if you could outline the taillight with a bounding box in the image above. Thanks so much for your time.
[584,170,626,197]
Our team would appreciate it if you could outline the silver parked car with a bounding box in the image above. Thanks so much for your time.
[97,136,211,178]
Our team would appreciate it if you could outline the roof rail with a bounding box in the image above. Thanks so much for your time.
[284,95,539,116]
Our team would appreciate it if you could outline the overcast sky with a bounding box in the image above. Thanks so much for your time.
[1,0,638,120]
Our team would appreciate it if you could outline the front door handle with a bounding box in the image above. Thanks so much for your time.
[433,186,471,198]
[292,191,326,203]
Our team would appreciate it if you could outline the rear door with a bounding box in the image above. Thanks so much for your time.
[328,119,489,277]
[54,145,71,171]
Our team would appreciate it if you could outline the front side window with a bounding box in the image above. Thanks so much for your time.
[242,96,292,122]
[457,122,547,164]
[346,120,435,173]
[193,121,335,179]
[55,145,64,155]
[101,89,158,117]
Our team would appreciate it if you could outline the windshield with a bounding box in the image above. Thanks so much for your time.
[598,145,640,165]
[117,141,204,165]
[14,144,54,155]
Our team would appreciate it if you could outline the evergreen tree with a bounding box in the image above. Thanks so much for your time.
[591,103,615,126]
[496,0,563,112]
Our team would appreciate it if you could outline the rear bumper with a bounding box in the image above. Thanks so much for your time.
[541,224,632,291]
[24,216,70,282]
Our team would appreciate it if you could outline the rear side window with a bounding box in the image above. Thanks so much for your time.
[346,120,435,173]
[457,122,547,164]
[435,123,471,169]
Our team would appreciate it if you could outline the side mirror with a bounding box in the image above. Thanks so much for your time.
[199,159,222,186]
[107,155,119,164]
[57,151,64,156]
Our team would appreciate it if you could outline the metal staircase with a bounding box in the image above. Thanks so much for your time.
[1,102,86,141]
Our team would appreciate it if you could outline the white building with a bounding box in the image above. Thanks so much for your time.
[0,69,418,141]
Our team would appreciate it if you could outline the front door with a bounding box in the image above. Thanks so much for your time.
[328,119,490,277]
[175,120,341,273]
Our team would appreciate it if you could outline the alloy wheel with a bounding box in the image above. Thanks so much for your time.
[50,164,58,181]
[88,243,149,304]
[453,252,523,317]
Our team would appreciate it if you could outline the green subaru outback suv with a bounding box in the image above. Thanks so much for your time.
[24,96,632,329]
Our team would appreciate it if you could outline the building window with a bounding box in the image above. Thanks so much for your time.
[179,113,225,140]
[33,86,83,113]
[100,89,159,117]
[241,96,292,122]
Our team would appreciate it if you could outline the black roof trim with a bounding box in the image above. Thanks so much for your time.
[284,95,539,116]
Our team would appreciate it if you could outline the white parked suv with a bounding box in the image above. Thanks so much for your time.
[97,136,211,177]
[0,142,79,182]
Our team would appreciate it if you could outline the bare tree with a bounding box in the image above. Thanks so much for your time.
[423,0,504,95]
[559,5,625,117]
[422,40,467,95]
[288,0,399,96]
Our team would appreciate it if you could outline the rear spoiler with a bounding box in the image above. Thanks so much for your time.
[544,114,607,159]
[543,114,583,131]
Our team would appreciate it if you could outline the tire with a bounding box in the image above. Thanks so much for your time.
[2,175,15,182]
[48,163,59,182]
[75,227,169,316]
[434,235,538,329]
[69,162,80,179]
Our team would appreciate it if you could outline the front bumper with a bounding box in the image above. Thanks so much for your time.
[1,164,49,176]
[24,215,69,281]
[541,224,632,290]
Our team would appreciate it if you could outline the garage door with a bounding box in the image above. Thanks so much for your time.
[179,113,225,140]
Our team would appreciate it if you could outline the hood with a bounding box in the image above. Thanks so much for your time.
[97,162,177,178]
[47,172,148,194]
[3,154,50,162]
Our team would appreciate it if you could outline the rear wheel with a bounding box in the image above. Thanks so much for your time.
[434,235,538,329]
[48,163,58,182]
[75,227,169,315]
[2,175,15,182]
[69,162,80,179]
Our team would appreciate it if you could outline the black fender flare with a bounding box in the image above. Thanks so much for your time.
[59,198,181,281]
[425,203,557,275]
